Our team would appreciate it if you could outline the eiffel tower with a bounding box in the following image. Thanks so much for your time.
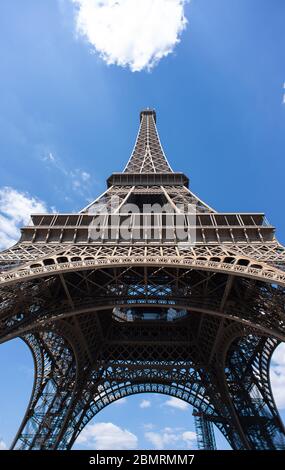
[1,109,285,450]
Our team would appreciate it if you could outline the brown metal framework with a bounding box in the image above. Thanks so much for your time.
[0,109,285,450]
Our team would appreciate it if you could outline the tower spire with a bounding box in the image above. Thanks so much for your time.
[123,109,173,174]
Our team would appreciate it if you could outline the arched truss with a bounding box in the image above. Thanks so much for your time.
[0,253,285,286]
[57,370,237,450]
[66,335,285,451]
[8,328,284,450]
[1,260,285,345]
[58,306,284,451]
[1,248,285,287]
[1,257,285,450]
[8,334,249,450]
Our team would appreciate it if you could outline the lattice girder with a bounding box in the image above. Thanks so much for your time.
[224,335,285,450]
[124,110,172,174]
[42,359,249,450]
[1,244,285,289]
[1,265,285,346]
[11,329,78,450]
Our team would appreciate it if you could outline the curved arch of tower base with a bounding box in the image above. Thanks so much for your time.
[9,328,285,450]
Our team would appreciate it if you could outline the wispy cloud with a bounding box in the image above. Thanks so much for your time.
[143,423,155,430]
[41,150,92,200]
[71,0,189,72]
[0,187,49,250]
[139,399,151,409]
[145,426,196,450]
[270,343,285,409]
[42,152,56,163]
[163,397,189,411]
[0,440,7,450]
[75,422,138,450]
[70,169,91,191]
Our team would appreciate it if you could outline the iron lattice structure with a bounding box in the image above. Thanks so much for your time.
[193,410,217,450]
[1,109,285,450]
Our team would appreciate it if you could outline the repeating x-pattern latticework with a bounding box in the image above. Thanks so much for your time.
[0,109,285,450]
[124,110,172,173]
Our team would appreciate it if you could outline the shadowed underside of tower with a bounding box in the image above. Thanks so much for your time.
[0,109,285,450]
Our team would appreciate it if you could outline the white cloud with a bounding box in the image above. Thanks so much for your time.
[145,431,165,449]
[143,423,155,430]
[0,187,49,250]
[0,440,7,450]
[145,426,196,450]
[81,171,91,181]
[72,0,189,72]
[163,397,189,410]
[42,152,56,163]
[76,422,138,450]
[182,430,197,447]
[140,399,151,409]
[270,343,285,409]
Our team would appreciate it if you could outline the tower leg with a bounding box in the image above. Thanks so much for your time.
[224,335,285,450]
[193,410,217,450]
[11,331,78,450]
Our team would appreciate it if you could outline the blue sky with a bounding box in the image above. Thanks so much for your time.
[0,0,285,450]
